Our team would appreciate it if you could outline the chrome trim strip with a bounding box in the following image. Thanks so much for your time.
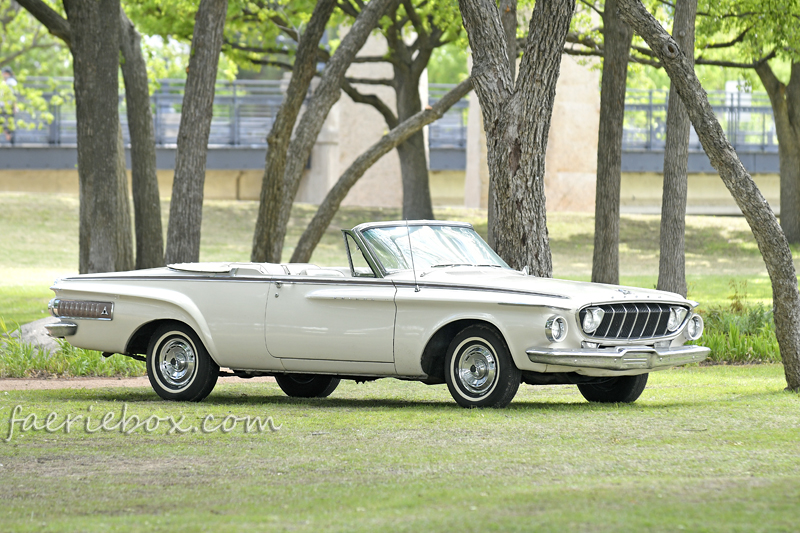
[615,305,627,338]
[352,220,473,232]
[639,303,652,339]
[45,322,78,338]
[393,281,569,300]
[59,274,394,287]
[65,274,571,300]
[342,229,384,278]
[498,302,572,310]
[526,344,710,371]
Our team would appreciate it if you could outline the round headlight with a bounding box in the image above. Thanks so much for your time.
[667,306,688,332]
[684,314,704,341]
[582,307,606,334]
[545,315,568,342]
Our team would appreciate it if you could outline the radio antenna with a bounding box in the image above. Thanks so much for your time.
[406,220,420,292]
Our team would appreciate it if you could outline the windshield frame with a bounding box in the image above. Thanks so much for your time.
[352,221,511,277]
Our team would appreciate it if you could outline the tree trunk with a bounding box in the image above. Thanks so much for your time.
[251,0,398,263]
[488,0,518,248]
[64,0,124,274]
[250,0,336,263]
[115,123,134,271]
[499,0,517,81]
[291,78,474,263]
[657,0,696,297]
[164,0,228,264]
[617,0,800,391]
[395,69,433,220]
[591,0,633,285]
[120,8,163,269]
[756,62,800,245]
[460,0,574,275]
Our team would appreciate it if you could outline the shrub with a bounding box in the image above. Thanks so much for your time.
[693,304,780,364]
[0,319,145,378]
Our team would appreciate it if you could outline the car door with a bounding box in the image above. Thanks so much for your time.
[264,276,397,363]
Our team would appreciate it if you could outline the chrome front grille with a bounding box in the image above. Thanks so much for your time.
[579,303,686,340]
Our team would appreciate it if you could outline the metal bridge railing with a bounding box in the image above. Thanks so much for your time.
[2,77,285,147]
[428,83,469,149]
[623,88,778,153]
[3,80,778,156]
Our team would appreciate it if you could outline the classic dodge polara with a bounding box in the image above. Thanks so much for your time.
[46,221,710,407]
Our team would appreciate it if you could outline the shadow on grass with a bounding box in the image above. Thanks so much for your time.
[40,386,724,412]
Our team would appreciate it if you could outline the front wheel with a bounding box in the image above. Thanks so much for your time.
[147,323,219,402]
[275,374,340,398]
[445,325,520,408]
[577,374,649,403]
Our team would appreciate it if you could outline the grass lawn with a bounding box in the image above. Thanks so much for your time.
[1,192,797,325]
[1,365,798,532]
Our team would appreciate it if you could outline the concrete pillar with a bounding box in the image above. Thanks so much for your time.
[543,55,600,212]
[464,53,490,209]
[297,100,341,204]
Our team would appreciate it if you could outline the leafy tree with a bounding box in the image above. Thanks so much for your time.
[251,0,399,264]
[689,0,800,243]
[586,0,635,286]
[657,0,696,298]
[18,0,164,272]
[334,0,464,220]
[0,0,69,137]
[290,77,473,263]
[617,0,800,392]
[163,0,229,264]
[18,0,134,273]
[459,0,575,274]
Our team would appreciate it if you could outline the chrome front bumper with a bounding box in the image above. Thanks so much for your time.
[526,344,710,371]
[45,322,78,338]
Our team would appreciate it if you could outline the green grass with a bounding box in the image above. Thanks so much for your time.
[0,365,798,532]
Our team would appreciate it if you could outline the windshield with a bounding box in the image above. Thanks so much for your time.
[361,225,511,273]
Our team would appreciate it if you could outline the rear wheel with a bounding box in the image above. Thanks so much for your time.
[445,325,520,408]
[147,323,219,402]
[275,374,340,398]
[577,374,649,403]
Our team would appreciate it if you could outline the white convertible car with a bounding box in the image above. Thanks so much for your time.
[46,221,709,407]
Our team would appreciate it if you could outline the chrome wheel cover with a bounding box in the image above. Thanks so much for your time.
[158,337,197,387]
[456,343,497,396]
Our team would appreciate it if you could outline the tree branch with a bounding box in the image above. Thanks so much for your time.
[402,0,427,39]
[337,0,360,17]
[16,0,71,47]
[0,42,58,68]
[578,0,603,17]
[695,50,776,69]
[341,79,398,128]
[247,58,295,70]
[702,26,751,49]
[345,77,395,86]
[352,55,390,63]
[290,77,474,263]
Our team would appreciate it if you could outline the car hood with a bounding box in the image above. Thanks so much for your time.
[388,268,689,307]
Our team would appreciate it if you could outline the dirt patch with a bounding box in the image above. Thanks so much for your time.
[0,375,276,391]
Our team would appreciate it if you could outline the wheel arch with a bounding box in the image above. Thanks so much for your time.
[419,318,510,382]
[125,319,221,366]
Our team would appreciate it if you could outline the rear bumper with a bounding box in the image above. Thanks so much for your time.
[526,344,710,371]
[45,321,78,338]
